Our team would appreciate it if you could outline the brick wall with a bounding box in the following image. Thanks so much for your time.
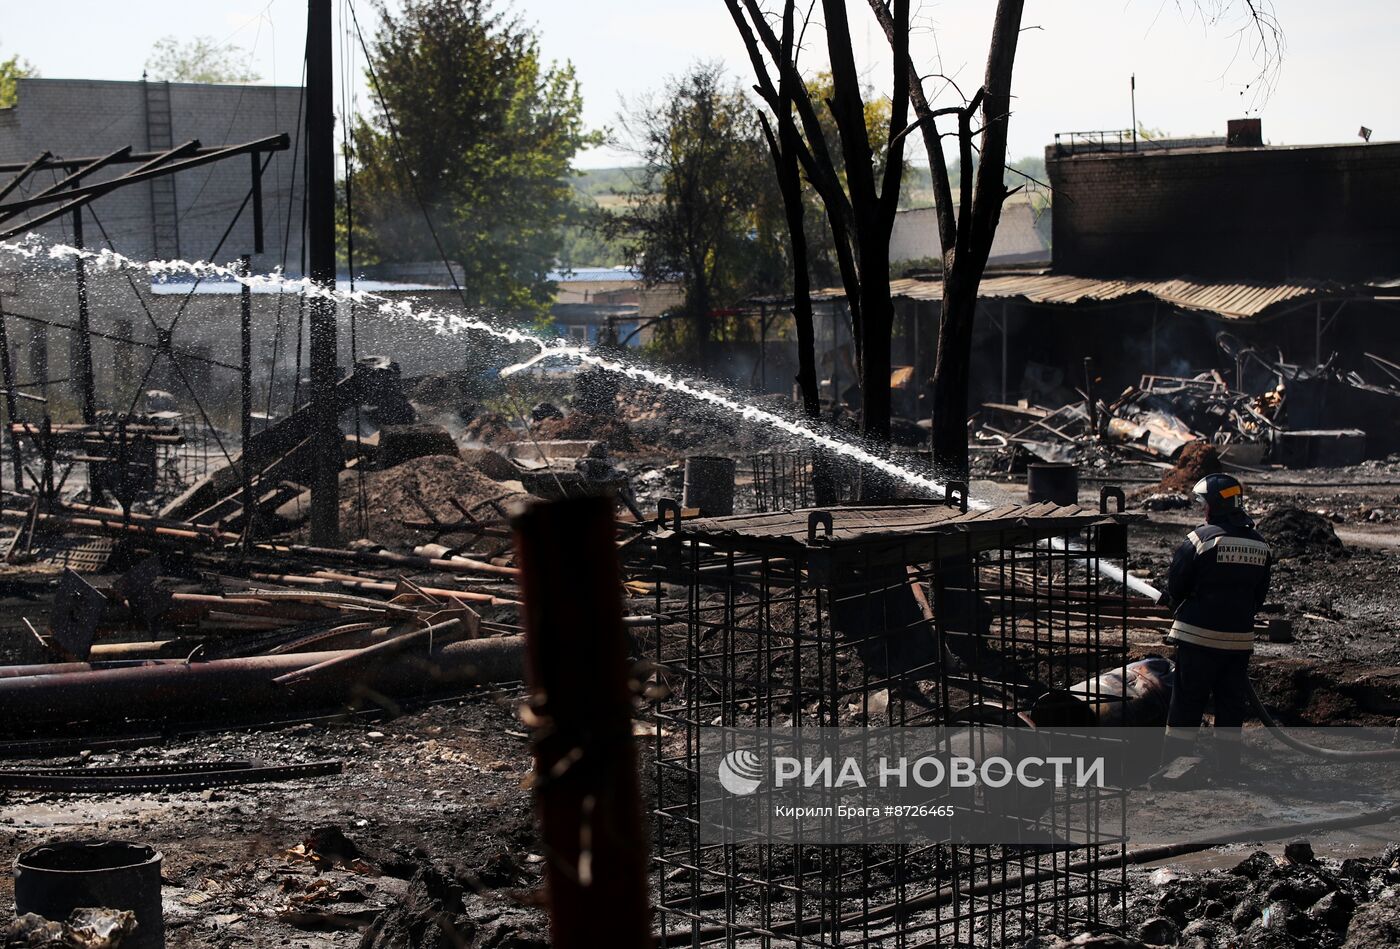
[0,78,304,273]
[1046,142,1400,280]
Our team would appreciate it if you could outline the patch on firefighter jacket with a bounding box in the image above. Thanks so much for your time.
[1214,539,1269,566]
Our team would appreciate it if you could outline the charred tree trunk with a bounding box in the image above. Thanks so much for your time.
[930,277,979,481]
[689,273,711,374]
[727,0,910,500]
[931,0,1023,481]
[754,1,819,421]
[742,0,831,502]
[759,120,818,419]
[789,228,819,419]
[856,252,895,444]
[869,0,1025,483]
[821,0,908,460]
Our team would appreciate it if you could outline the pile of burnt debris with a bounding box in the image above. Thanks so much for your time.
[5,908,137,949]
[1031,840,1400,949]
[0,370,675,753]
[978,351,1400,471]
[0,350,836,762]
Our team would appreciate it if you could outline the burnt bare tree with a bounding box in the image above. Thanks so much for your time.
[726,0,912,448]
[866,0,1024,481]
[728,0,818,418]
[867,0,1284,480]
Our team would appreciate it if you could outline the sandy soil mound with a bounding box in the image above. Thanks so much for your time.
[1259,506,1347,560]
[340,454,525,549]
[532,413,637,452]
[1156,440,1223,494]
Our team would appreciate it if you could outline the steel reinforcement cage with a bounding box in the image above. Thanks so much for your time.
[746,451,863,513]
[645,491,1137,947]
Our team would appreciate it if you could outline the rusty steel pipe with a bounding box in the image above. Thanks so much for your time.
[515,496,649,949]
[248,571,520,606]
[271,616,464,688]
[0,635,523,737]
[2,498,224,537]
[256,543,520,579]
[0,508,235,544]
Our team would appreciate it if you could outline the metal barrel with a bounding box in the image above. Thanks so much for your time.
[682,455,736,516]
[15,840,164,948]
[1026,462,1079,506]
[1063,657,1176,727]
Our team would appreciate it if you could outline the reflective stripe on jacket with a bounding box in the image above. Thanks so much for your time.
[1164,518,1272,653]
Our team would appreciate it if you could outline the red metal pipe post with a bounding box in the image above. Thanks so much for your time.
[514,496,651,949]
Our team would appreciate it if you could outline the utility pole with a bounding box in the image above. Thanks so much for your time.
[306,0,340,544]
[240,255,254,546]
[70,204,100,502]
[1130,74,1137,151]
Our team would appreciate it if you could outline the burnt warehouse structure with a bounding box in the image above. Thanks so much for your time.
[802,122,1400,429]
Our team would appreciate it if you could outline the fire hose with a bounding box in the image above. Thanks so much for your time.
[1132,576,1400,761]
[1245,678,1400,761]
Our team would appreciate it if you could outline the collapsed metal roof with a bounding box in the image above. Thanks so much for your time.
[811,273,1381,320]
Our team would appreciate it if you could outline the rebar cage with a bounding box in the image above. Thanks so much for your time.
[746,451,862,513]
[646,498,1135,947]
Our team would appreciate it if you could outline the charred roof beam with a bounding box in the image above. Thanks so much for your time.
[0,140,289,174]
[0,147,133,226]
[0,141,204,240]
[0,134,288,225]
[0,152,54,205]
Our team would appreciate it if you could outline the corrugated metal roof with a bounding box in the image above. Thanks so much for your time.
[812,273,1375,320]
[546,267,644,283]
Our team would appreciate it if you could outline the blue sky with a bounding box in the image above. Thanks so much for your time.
[4,1,1396,167]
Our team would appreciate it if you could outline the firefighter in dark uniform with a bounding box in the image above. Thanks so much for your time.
[1157,473,1272,779]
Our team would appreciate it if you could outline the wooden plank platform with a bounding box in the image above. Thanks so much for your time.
[669,502,1141,554]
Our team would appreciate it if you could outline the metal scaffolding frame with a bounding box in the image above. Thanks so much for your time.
[0,135,291,516]
[746,450,864,513]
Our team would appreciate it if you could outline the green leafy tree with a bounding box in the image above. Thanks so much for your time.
[607,63,785,368]
[556,194,626,269]
[0,50,37,109]
[351,0,599,316]
[144,36,260,83]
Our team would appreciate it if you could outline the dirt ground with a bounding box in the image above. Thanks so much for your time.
[0,693,544,948]
[5,450,1400,947]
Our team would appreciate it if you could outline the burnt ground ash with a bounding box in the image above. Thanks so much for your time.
[6,436,1400,944]
[1031,842,1400,949]
[0,694,545,949]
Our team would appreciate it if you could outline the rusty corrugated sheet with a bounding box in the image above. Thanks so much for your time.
[814,273,1370,320]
